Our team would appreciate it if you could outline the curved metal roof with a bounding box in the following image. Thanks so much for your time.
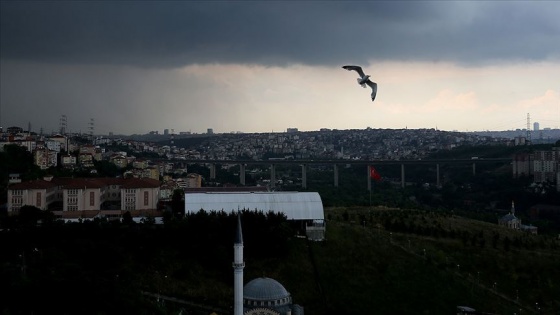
[243,277,290,301]
[184,192,324,220]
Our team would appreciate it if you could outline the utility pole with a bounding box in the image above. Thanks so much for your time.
[526,113,531,144]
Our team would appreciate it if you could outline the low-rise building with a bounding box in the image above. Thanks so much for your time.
[79,153,95,168]
[7,177,161,213]
[110,154,128,168]
[61,154,77,169]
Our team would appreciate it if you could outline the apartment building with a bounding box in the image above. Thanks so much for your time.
[512,152,532,178]
[49,134,68,151]
[512,148,560,191]
[533,147,560,183]
[61,154,77,169]
[142,166,160,180]
[79,153,95,168]
[176,173,202,189]
[33,147,58,170]
[110,154,128,168]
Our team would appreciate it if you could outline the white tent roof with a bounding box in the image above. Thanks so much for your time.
[185,192,324,221]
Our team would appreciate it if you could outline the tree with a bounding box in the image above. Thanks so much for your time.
[93,160,121,177]
[18,205,43,226]
[122,211,134,225]
[0,144,42,186]
[171,189,185,218]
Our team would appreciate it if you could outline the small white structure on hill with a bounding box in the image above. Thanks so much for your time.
[498,201,521,229]
[185,191,325,240]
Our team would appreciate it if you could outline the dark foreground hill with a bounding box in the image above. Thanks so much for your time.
[1,208,558,315]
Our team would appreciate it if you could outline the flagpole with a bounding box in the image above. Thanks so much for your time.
[369,184,372,207]
[368,165,372,207]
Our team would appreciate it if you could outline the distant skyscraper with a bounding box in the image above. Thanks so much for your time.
[534,122,540,131]
[164,129,169,135]
[207,128,214,135]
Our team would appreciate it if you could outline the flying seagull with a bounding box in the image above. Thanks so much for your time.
[342,65,378,102]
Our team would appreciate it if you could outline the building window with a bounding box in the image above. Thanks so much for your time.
[36,192,42,207]
[90,192,95,206]
[125,196,135,210]
[11,197,22,206]
[144,191,149,206]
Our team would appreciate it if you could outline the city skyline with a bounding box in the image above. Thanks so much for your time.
[1,1,559,135]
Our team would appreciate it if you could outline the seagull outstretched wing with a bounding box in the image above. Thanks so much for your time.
[342,65,365,78]
[365,80,378,101]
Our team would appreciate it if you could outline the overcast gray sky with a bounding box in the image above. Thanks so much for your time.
[1,1,559,135]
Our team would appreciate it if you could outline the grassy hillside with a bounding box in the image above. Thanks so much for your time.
[301,207,560,314]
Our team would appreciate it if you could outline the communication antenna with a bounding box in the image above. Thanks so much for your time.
[526,113,531,144]
[59,115,67,135]
[88,118,95,137]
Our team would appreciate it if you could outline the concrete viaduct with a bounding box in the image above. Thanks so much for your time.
[168,158,512,190]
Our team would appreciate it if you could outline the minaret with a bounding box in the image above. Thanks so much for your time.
[511,200,515,215]
[233,213,245,315]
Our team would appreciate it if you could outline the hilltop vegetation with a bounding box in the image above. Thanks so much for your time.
[1,208,559,314]
[314,207,559,314]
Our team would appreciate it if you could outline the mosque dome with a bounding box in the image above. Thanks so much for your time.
[244,277,291,301]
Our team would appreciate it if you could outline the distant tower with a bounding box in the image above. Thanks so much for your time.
[88,118,95,137]
[59,115,67,135]
[526,113,531,143]
[533,122,540,131]
[511,200,515,215]
[233,214,245,315]
[170,129,175,146]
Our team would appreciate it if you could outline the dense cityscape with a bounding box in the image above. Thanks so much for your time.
[2,123,560,209]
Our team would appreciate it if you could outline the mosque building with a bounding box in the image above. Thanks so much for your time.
[498,201,521,229]
[498,201,539,234]
[233,214,304,315]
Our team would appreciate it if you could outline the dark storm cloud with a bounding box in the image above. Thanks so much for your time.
[1,1,559,68]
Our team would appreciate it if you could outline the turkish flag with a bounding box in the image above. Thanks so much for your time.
[370,166,382,181]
